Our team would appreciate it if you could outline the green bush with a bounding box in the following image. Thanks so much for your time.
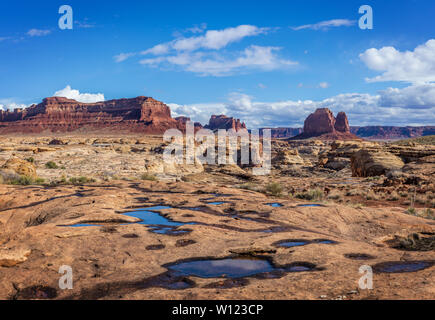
[295,188,324,201]
[25,157,35,163]
[141,173,157,181]
[8,175,45,185]
[45,161,59,169]
[68,176,95,185]
[265,182,283,197]
[406,207,416,215]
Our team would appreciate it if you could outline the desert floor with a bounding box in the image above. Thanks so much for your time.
[0,135,433,300]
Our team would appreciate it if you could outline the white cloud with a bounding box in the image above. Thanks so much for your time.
[360,39,435,83]
[0,99,30,111]
[167,84,435,128]
[27,29,51,37]
[185,23,207,34]
[115,24,287,76]
[291,19,356,31]
[171,25,268,52]
[318,82,330,89]
[140,45,297,76]
[141,44,170,56]
[114,52,136,62]
[53,85,105,103]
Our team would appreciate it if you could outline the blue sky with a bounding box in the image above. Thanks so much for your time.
[1,0,435,128]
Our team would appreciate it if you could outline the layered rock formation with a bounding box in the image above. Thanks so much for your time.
[350,126,435,140]
[351,150,405,177]
[204,115,247,131]
[260,127,303,138]
[174,116,203,131]
[0,96,183,134]
[292,108,359,140]
[262,125,435,140]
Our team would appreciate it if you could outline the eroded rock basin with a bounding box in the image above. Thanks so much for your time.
[1,180,434,300]
[164,256,317,279]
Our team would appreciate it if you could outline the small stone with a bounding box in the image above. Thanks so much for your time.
[0,248,31,267]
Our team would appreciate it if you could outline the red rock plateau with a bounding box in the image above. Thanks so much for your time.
[0,96,184,134]
[204,115,247,132]
[291,108,359,140]
[264,125,435,140]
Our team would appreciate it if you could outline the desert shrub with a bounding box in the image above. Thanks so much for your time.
[387,191,400,201]
[365,190,379,201]
[68,176,95,185]
[45,161,59,169]
[141,173,157,181]
[419,208,434,220]
[327,192,343,201]
[8,175,44,185]
[295,188,323,201]
[265,182,283,197]
[351,203,364,209]
[415,195,427,205]
[238,183,260,192]
[25,157,35,163]
[405,207,416,215]
[345,189,359,196]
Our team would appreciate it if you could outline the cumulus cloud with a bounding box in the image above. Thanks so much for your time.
[318,82,330,89]
[360,39,435,83]
[0,99,30,111]
[141,45,296,76]
[168,84,435,128]
[155,25,268,53]
[115,25,295,76]
[27,29,51,37]
[291,19,356,31]
[53,85,105,103]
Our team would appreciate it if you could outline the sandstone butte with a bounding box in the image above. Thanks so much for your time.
[204,115,247,132]
[0,96,248,134]
[291,108,360,140]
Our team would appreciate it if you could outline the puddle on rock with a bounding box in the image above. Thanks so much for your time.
[265,203,283,207]
[164,256,317,279]
[274,238,337,248]
[58,223,102,228]
[344,253,376,260]
[122,206,196,235]
[14,285,58,300]
[206,201,228,205]
[146,244,166,250]
[297,204,324,207]
[122,233,139,238]
[373,260,434,273]
[203,278,250,289]
[273,240,310,247]
[176,239,197,247]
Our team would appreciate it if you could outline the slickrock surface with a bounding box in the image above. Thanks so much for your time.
[0,180,433,300]
[0,134,434,300]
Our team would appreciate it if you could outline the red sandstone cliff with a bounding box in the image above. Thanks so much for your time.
[0,96,184,134]
[204,115,247,131]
